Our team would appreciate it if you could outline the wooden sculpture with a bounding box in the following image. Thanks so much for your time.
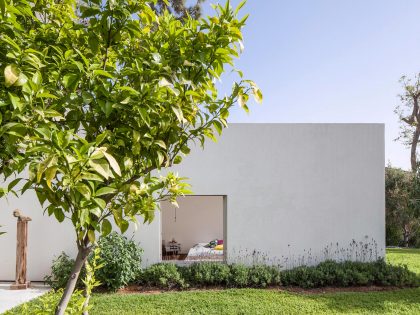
[10,209,31,290]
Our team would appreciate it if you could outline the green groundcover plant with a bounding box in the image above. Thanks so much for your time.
[138,260,420,290]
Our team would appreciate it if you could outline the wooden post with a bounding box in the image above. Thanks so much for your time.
[10,209,31,290]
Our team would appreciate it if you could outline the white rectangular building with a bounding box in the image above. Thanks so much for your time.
[0,123,385,281]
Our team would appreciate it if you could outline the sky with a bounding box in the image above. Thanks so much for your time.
[200,0,420,170]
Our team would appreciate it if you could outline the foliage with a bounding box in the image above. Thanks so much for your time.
[82,246,103,313]
[0,0,260,243]
[9,249,420,314]
[281,259,419,289]
[6,289,85,315]
[395,74,420,171]
[247,265,281,288]
[227,263,249,287]
[44,252,86,290]
[45,233,142,291]
[180,262,231,287]
[0,0,259,310]
[138,259,418,290]
[95,232,143,291]
[385,167,420,247]
[140,263,186,289]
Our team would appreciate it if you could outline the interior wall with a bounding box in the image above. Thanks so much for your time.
[161,196,223,254]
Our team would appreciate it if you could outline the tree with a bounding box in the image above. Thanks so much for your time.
[0,0,260,313]
[395,74,420,172]
[385,167,420,247]
[152,0,206,19]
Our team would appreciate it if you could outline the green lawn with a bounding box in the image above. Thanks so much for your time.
[7,248,420,315]
[386,248,420,274]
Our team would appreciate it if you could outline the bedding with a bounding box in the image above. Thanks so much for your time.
[185,243,224,261]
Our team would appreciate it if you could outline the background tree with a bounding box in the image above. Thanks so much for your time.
[386,167,420,247]
[395,74,420,172]
[0,0,260,313]
[152,0,206,20]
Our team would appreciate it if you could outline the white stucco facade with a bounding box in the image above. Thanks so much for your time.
[0,123,385,281]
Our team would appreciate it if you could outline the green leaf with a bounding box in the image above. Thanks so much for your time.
[93,69,114,79]
[87,230,96,243]
[54,208,65,222]
[32,71,42,86]
[120,220,129,234]
[103,152,121,176]
[99,101,113,118]
[45,166,58,190]
[139,108,150,126]
[96,186,117,196]
[80,172,104,182]
[75,183,91,200]
[93,197,106,209]
[172,106,184,123]
[157,151,164,166]
[154,140,166,150]
[101,219,112,236]
[8,93,25,111]
[7,178,21,191]
[89,159,113,179]
[62,73,79,90]
[90,207,102,217]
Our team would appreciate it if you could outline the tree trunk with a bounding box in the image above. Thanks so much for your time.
[55,244,91,315]
[82,260,91,315]
[410,126,420,172]
[403,225,410,248]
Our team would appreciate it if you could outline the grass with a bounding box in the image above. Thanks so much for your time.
[90,288,420,315]
[386,248,420,274]
[7,248,420,315]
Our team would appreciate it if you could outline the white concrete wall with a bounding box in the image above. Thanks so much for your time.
[161,196,223,254]
[0,181,160,281]
[0,123,385,280]
[167,124,385,267]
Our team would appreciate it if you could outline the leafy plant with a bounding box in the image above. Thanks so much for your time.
[227,264,249,287]
[95,232,143,291]
[7,289,85,315]
[248,265,281,288]
[281,259,419,288]
[140,263,186,289]
[81,247,103,314]
[0,0,260,312]
[44,253,86,291]
[181,262,230,287]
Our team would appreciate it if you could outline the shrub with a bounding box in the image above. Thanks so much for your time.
[248,265,281,288]
[281,259,419,288]
[182,262,231,287]
[95,232,143,291]
[228,264,249,287]
[44,252,85,290]
[140,263,186,289]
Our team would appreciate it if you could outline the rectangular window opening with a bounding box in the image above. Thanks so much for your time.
[160,195,227,264]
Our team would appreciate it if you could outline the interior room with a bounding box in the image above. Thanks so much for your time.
[161,195,224,262]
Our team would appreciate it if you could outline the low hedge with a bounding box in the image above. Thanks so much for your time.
[138,260,419,290]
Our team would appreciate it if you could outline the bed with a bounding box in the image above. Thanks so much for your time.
[185,243,224,261]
